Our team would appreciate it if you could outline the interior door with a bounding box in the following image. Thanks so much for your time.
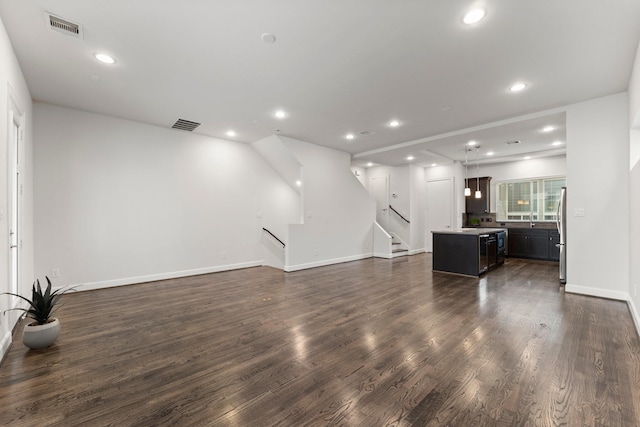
[370,176,390,230]
[426,177,454,252]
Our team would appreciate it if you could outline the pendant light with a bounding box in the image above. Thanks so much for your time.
[475,146,482,199]
[464,143,471,196]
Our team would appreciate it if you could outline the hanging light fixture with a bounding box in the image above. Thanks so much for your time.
[475,146,482,199]
[464,143,471,196]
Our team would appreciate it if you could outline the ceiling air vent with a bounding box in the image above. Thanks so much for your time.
[171,119,201,132]
[504,140,522,145]
[46,13,83,39]
[358,130,375,136]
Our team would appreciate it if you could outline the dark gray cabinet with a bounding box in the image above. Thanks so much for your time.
[433,230,503,276]
[465,176,491,214]
[433,233,480,276]
[508,228,559,261]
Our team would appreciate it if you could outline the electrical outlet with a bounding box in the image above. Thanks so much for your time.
[51,268,60,278]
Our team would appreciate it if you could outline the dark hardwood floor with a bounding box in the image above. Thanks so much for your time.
[1,254,639,426]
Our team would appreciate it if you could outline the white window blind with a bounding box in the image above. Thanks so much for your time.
[496,177,565,222]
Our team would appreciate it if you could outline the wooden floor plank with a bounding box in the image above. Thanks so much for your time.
[1,255,639,426]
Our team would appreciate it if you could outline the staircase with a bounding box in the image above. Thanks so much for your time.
[391,235,409,258]
[373,222,410,259]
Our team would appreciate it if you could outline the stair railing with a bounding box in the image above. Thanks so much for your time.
[389,205,410,224]
[262,228,285,248]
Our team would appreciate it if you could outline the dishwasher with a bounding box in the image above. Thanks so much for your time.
[479,233,498,274]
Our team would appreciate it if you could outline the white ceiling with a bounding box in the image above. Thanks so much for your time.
[1,1,639,167]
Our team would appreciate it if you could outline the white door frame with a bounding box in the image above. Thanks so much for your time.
[7,85,25,320]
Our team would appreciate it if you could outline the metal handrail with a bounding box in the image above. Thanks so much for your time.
[262,228,285,248]
[389,205,410,224]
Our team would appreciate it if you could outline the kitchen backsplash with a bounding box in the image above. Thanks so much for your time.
[463,213,556,229]
[464,213,496,227]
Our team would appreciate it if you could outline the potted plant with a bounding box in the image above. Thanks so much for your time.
[2,276,77,349]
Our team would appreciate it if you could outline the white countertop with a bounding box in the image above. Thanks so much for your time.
[432,228,506,236]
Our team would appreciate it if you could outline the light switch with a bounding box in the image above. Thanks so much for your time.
[574,208,585,217]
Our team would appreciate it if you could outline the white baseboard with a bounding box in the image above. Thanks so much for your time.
[1,331,12,362]
[628,298,640,339]
[409,248,426,255]
[373,252,392,259]
[285,253,372,272]
[61,261,264,292]
[564,284,629,301]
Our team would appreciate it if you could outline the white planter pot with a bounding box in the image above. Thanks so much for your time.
[22,318,61,349]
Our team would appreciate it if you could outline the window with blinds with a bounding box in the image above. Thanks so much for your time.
[496,177,565,221]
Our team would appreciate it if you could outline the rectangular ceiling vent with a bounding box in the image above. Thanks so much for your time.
[171,119,201,132]
[504,140,522,145]
[46,13,83,39]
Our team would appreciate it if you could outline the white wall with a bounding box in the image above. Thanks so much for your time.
[629,41,640,128]
[565,93,630,300]
[33,103,300,289]
[0,16,34,359]
[629,150,640,332]
[628,41,640,333]
[350,166,367,188]
[409,165,426,252]
[279,136,376,270]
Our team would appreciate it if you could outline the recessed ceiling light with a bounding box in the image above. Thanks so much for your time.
[463,8,486,24]
[274,110,287,119]
[467,140,477,146]
[486,151,495,156]
[94,53,115,64]
[261,33,276,44]
[389,120,400,127]
[542,125,555,133]
[226,130,236,137]
[366,162,373,167]
[345,133,355,140]
[295,180,302,186]
[406,155,414,161]
[509,82,527,92]
[552,141,563,146]
[524,156,532,160]
[431,163,437,167]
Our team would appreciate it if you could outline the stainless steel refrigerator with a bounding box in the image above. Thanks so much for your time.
[557,187,567,284]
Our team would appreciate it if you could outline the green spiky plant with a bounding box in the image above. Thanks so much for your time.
[2,277,77,325]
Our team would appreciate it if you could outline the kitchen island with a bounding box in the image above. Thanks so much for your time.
[432,228,506,277]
